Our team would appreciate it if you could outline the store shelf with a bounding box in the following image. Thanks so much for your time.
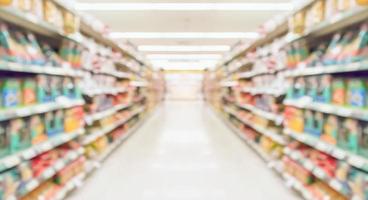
[282,172,314,200]
[227,60,253,75]
[0,61,85,77]
[81,107,145,145]
[0,129,84,172]
[241,87,286,97]
[130,81,149,87]
[284,98,368,121]
[0,99,85,122]
[115,61,141,75]
[18,148,85,197]
[284,128,368,171]
[220,111,272,162]
[284,60,368,77]
[236,103,284,124]
[80,21,146,67]
[224,107,287,145]
[219,20,287,68]
[220,81,238,87]
[85,103,132,125]
[53,172,87,200]
[0,6,81,43]
[237,69,268,79]
[92,69,131,79]
[82,87,128,96]
[283,147,348,197]
[287,6,368,44]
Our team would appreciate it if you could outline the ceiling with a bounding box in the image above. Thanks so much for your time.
[75,0,291,69]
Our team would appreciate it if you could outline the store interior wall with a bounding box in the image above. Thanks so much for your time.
[165,71,204,101]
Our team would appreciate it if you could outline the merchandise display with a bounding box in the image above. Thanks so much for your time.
[0,1,165,200]
[204,1,368,200]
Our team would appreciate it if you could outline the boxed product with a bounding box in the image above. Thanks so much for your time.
[337,118,360,153]
[0,121,8,158]
[28,115,46,145]
[346,78,367,108]
[358,121,368,157]
[332,78,346,106]
[22,78,37,106]
[284,106,305,133]
[1,78,21,108]
[304,110,324,137]
[322,115,339,145]
[36,75,53,103]
[7,118,31,153]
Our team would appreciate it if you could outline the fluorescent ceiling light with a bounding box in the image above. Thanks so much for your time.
[76,3,293,11]
[147,54,223,60]
[110,32,259,39]
[151,60,217,70]
[138,45,230,52]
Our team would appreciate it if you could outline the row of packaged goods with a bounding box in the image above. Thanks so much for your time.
[287,74,368,108]
[289,0,368,35]
[0,75,81,109]
[0,140,85,200]
[228,117,283,159]
[0,16,139,74]
[285,105,368,157]
[283,156,346,200]
[234,86,283,114]
[85,117,139,159]
[0,24,82,68]
[287,22,368,68]
[0,0,79,35]
[0,106,84,157]
[285,140,368,200]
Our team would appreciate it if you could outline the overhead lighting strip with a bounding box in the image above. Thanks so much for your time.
[76,3,293,11]
[138,45,230,52]
[147,54,223,60]
[109,32,259,39]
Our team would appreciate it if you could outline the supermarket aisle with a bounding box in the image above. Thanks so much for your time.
[69,101,298,200]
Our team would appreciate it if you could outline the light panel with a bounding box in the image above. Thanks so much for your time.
[76,3,293,11]
[147,54,223,60]
[138,45,230,52]
[109,32,259,39]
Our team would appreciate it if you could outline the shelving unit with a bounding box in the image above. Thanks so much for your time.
[204,1,368,200]
[0,2,164,200]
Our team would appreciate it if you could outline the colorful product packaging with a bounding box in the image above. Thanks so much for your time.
[332,78,346,106]
[322,115,339,145]
[1,78,21,108]
[347,79,367,108]
[36,75,53,103]
[0,121,8,158]
[338,119,360,153]
[28,115,46,145]
[22,78,37,106]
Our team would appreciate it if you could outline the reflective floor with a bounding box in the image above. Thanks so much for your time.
[69,101,299,200]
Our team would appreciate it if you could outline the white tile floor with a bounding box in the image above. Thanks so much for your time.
[68,101,300,200]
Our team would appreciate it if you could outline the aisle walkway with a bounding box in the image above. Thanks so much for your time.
[69,101,299,200]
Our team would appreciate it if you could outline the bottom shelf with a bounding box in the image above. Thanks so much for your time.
[211,107,315,200]
[59,109,154,199]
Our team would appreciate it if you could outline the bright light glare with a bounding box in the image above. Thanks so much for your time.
[147,54,223,60]
[151,60,217,70]
[109,32,259,39]
[138,45,230,52]
[76,3,293,11]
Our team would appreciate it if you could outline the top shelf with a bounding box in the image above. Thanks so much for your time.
[0,6,82,43]
[286,6,368,44]
[80,21,148,67]
[218,20,288,68]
